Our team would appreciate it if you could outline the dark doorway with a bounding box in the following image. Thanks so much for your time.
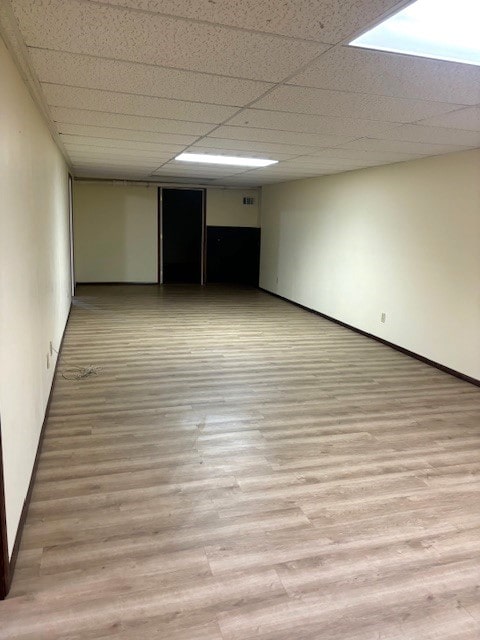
[207,226,260,286]
[161,188,204,284]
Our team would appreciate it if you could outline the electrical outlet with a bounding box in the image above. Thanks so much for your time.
[46,354,50,369]
[49,341,53,355]
[381,312,386,323]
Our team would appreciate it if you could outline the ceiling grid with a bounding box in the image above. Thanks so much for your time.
[4,0,479,185]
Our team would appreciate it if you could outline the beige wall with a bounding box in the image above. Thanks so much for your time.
[73,185,259,283]
[206,188,260,227]
[74,182,158,283]
[0,38,71,555]
[260,149,480,380]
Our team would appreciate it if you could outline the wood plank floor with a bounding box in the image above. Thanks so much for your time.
[1,284,480,640]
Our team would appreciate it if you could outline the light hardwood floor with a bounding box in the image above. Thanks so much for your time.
[1,285,480,640]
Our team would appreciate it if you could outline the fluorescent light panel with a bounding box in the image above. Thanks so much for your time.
[350,0,480,66]
[175,153,278,167]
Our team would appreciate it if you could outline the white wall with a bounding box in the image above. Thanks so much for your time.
[0,38,71,555]
[206,188,260,227]
[73,185,259,283]
[74,182,158,283]
[260,149,480,381]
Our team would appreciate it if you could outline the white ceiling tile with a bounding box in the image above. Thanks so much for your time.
[284,164,364,173]
[152,177,218,184]
[74,170,152,179]
[58,124,196,145]
[75,172,157,181]
[306,147,425,163]
[72,166,160,177]
[73,165,150,173]
[188,146,295,161]
[210,125,355,147]
[73,166,149,173]
[156,163,248,174]
[71,165,163,175]
[417,107,480,132]
[252,85,464,123]
[210,180,262,187]
[378,124,480,147]
[70,166,164,175]
[196,137,320,155]
[214,178,265,185]
[66,149,175,162]
[11,0,478,180]
[70,162,168,174]
[51,107,213,136]
[290,46,480,105]
[13,0,326,81]
[42,84,237,123]
[338,138,472,155]
[278,157,366,170]
[158,158,247,169]
[74,169,149,175]
[229,176,273,184]
[70,157,161,166]
[60,135,186,154]
[98,0,403,43]
[255,176,315,184]
[152,166,247,178]
[246,165,323,176]
[29,49,273,106]
[227,109,399,137]
[68,157,173,169]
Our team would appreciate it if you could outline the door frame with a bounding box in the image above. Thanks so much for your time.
[157,187,206,285]
[0,420,10,599]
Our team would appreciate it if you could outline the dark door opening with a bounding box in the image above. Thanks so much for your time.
[207,226,260,286]
[161,188,204,284]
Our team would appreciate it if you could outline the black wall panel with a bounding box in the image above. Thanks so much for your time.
[206,226,260,286]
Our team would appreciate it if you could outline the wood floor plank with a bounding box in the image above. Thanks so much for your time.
[1,284,480,639]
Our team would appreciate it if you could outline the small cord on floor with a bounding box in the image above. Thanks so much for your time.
[62,366,101,380]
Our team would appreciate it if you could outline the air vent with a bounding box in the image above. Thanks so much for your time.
[243,197,255,205]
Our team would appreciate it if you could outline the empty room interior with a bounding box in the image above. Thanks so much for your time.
[1,0,480,637]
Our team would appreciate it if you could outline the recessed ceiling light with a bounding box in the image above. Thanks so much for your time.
[175,153,278,168]
[350,0,480,67]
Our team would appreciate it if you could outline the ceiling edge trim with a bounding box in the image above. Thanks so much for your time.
[74,177,261,190]
[0,1,72,169]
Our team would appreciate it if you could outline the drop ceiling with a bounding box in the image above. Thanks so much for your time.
[4,0,480,185]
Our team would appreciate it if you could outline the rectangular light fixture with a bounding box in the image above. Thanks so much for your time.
[175,153,278,168]
[350,0,480,67]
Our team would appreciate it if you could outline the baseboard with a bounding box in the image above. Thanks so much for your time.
[260,287,480,388]
[0,427,9,599]
[76,282,158,286]
[1,303,73,598]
